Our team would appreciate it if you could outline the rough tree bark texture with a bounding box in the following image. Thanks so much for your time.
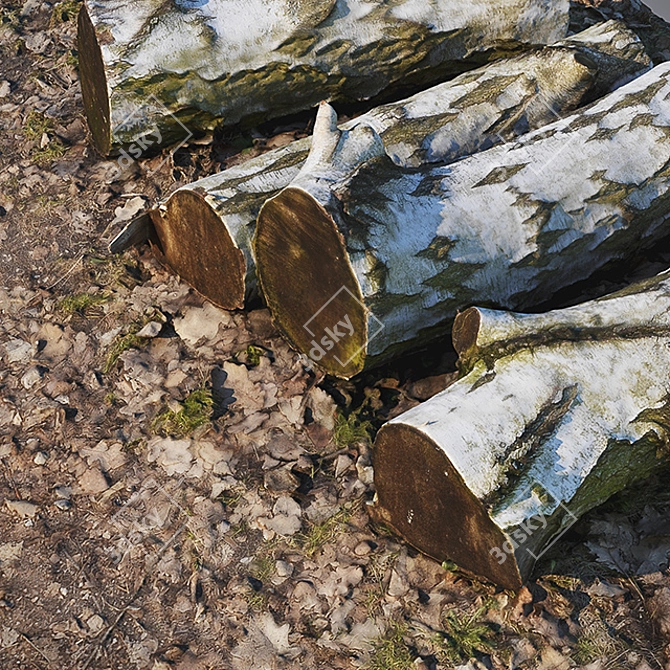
[255,62,670,378]
[78,0,571,156]
[373,270,670,589]
[113,21,650,311]
[571,0,670,65]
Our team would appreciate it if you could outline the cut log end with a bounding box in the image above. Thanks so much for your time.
[255,187,366,378]
[150,190,246,311]
[452,307,482,357]
[374,423,523,590]
[77,5,111,156]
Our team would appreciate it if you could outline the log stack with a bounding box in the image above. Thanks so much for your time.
[112,20,650,311]
[255,62,670,377]
[90,0,670,587]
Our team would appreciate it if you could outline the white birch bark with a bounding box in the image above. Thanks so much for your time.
[373,269,670,589]
[78,0,571,156]
[255,62,670,378]
[113,21,650,311]
[571,0,670,65]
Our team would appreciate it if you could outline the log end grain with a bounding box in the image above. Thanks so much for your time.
[374,423,523,590]
[255,187,366,378]
[150,189,246,311]
[77,4,111,156]
[452,307,482,358]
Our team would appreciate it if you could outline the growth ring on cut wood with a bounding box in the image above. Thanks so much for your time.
[255,188,367,378]
[150,190,246,310]
[373,424,522,589]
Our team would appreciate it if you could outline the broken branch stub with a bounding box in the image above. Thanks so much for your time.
[78,0,571,156]
[136,21,649,311]
[255,62,670,378]
[374,270,670,589]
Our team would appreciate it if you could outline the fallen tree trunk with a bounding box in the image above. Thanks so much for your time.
[373,269,670,589]
[111,21,650,311]
[571,0,670,65]
[78,0,571,157]
[255,62,670,378]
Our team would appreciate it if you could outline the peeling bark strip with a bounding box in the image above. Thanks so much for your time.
[78,0,572,156]
[122,21,650,311]
[373,270,670,589]
[255,62,670,379]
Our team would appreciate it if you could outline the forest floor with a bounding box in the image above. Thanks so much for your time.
[1,1,670,669]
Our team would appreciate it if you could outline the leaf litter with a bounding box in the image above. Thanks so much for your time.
[0,0,669,667]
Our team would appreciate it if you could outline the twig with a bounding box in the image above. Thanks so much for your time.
[46,253,84,291]
[19,631,52,668]
[77,523,188,670]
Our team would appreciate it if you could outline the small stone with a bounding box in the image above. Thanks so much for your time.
[356,460,375,486]
[5,500,39,518]
[54,499,71,511]
[0,81,10,98]
[136,321,163,338]
[54,486,72,499]
[275,560,293,578]
[33,451,48,465]
[354,541,372,556]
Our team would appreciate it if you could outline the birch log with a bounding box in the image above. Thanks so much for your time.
[373,270,670,589]
[254,62,670,379]
[571,0,670,66]
[113,21,650,311]
[78,0,571,157]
